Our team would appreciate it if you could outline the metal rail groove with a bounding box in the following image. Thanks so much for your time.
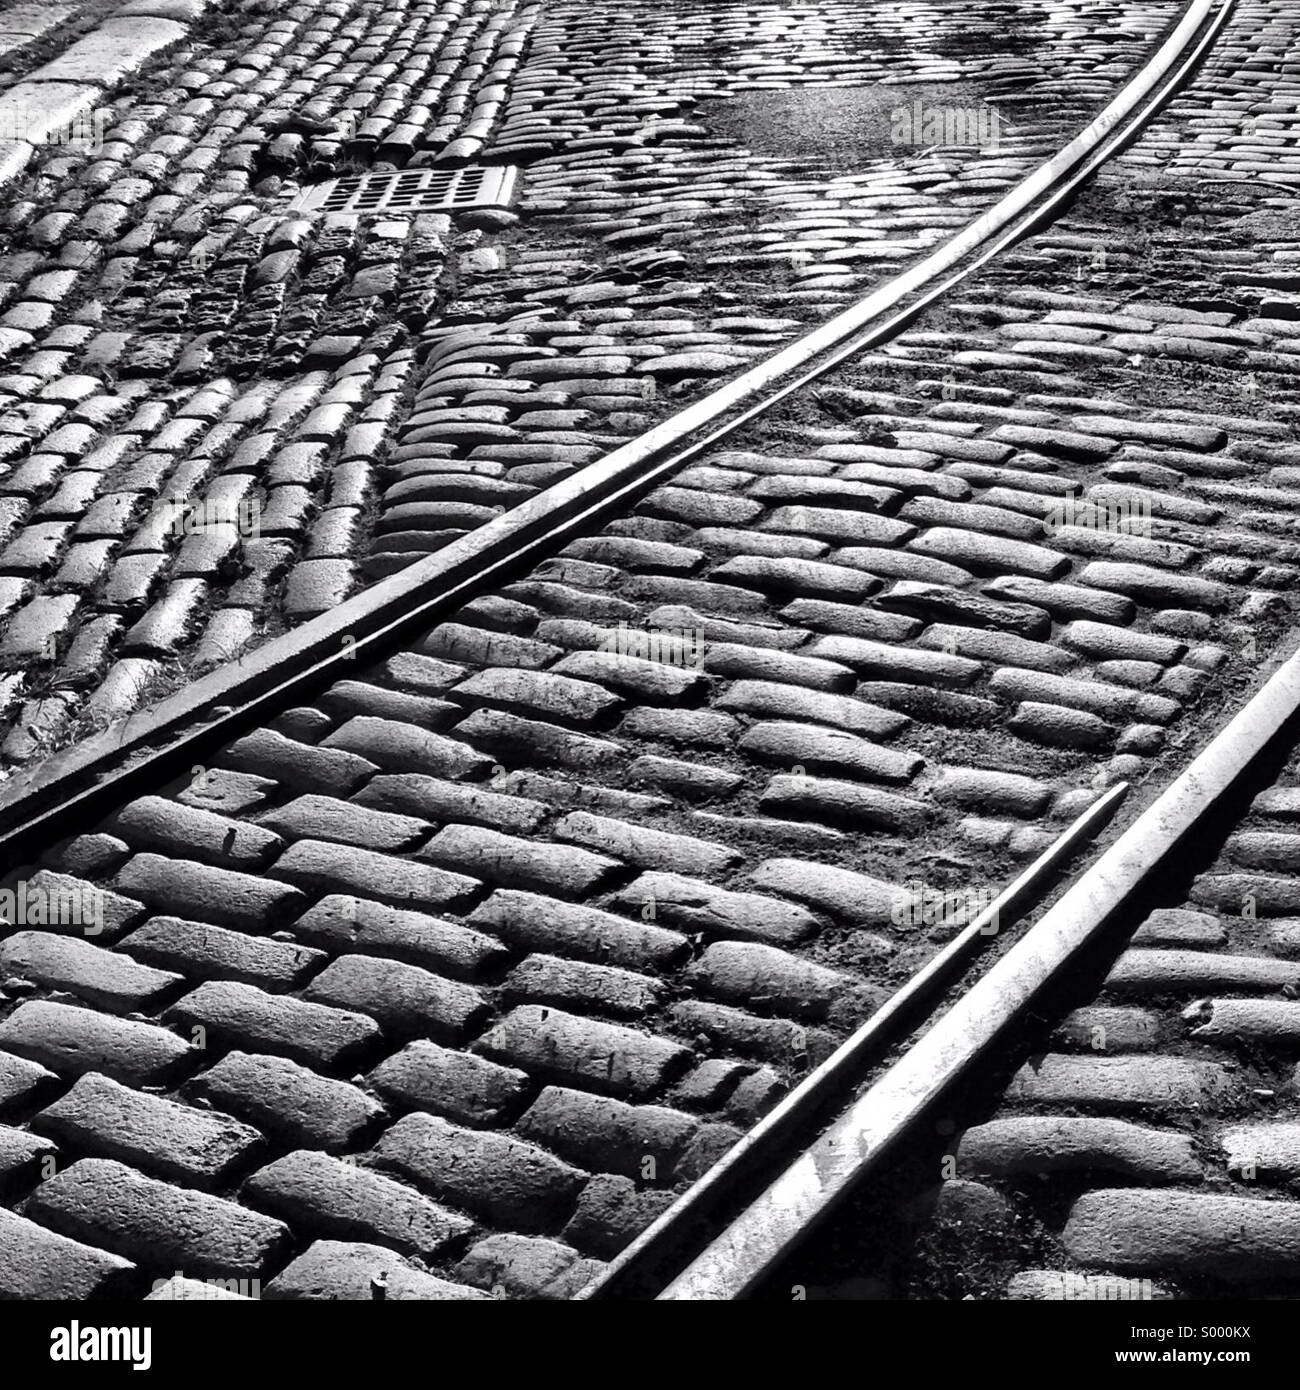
[0,0,1233,868]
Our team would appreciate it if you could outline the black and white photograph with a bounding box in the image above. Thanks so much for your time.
[0,0,1285,1366]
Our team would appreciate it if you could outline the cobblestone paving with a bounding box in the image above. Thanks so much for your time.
[1,0,1299,1302]
[0,0,1171,767]
[916,737,1300,1300]
[770,0,1300,1302]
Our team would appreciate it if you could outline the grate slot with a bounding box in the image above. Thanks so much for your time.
[285,164,519,216]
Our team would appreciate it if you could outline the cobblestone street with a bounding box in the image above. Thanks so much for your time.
[0,0,1297,1324]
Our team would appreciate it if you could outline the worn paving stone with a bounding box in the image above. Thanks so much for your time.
[671,998,835,1065]
[0,1206,136,1299]
[266,1240,490,1301]
[268,839,480,914]
[1006,1054,1234,1113]
[289,893,505,981]
[188,1051,384,1153]
[6,870,144,941]
[0,1122,53,1187]
[322,715,492,780]
[420,823,619,898]
[242,1150,471,1259]
[1218,1121,1300,1181]
[932,767,1052,816]
[115,853,306,933]
[805,633,982,688]
[1008,701,1116,751]
[504,953,661,1020]
[563,1174,676,1260]
[303,954,488,1043]
[517,1084,699,1181]
[738,720,923,785]
[608,871,819,946]
[368,1040,530,1128]
[956,1116,1201,1183]
[1078,561,1233,612]
[552,810,739,878]
[468,889,689,971]
[255,794,427,853]
[1053,1006,1161,1053]
[106,796,283,869]
[35,1072,262,1189]
[221,729,380,796]
[686,940,858,1024]
[1132,908,1226,948]
[1186,998,1300,1046]
[0,1050,57,1116]
[421,624,557,671]
[715,680,908,737]
[887,588,1051,642]
[117,915,325,991]
[0,1000,193,1086]
[164,981,381,1070]
[1063,1189,1300,1281]
[456,706,625,770]
[759,773,932,833]
[29,1158,289,1280]
[355,773,546,836]
[552,648,707,702]
[179,771,279,819]
[701,641,855,692]
[745,858,901,928]
[1106,950,1300,995]
[455,1232,603,1300]
[1192,875,1300,917]
[475,1005,690,1100]
[0,931,180,1014]
[320,680,457,730]
[453,666,623,726]
[371,1112,585,1232]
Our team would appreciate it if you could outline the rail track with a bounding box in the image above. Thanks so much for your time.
[6,0,1300,1311]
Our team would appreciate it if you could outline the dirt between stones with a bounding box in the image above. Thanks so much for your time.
[699,82,1005,173]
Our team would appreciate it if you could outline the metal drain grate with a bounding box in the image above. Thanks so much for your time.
[286,165,519,216]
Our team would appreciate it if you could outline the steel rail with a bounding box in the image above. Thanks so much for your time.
[0,0,1233,868]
